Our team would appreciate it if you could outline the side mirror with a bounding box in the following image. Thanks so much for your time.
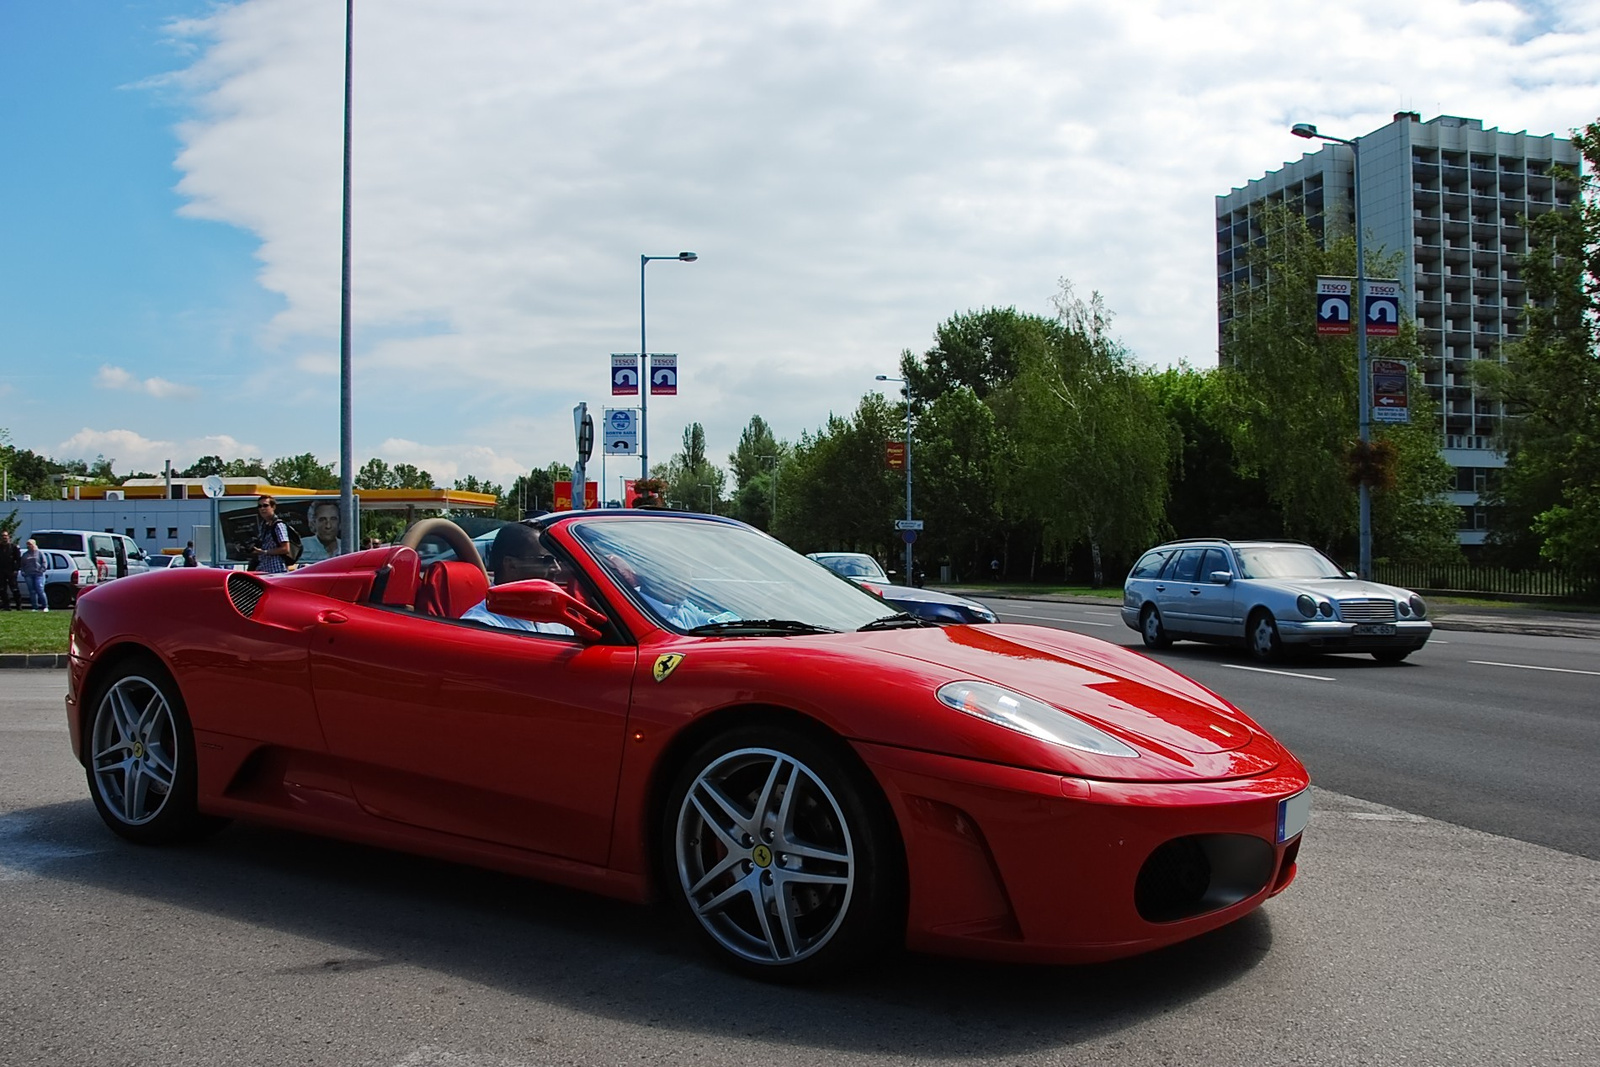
[1208,570,1233,584]
[1345,570,1358,579]
[486,578,609,641]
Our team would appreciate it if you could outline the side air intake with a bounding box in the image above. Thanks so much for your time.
[226,572,267,618]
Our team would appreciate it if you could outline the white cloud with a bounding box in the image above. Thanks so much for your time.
[55,429,263,471]
[151,0,1598,477]
[94,365,201,401]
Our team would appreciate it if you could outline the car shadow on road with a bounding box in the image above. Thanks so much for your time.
[1151,642,1423,671]
[14,799,1276,1057]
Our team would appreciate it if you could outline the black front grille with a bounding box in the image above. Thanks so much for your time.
[226,572,266,618]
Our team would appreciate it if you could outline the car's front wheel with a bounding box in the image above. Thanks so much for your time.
[663,725,902,982]
[1248,610,1284,663]
[1140,604,1171,649]
[85,656,215,844]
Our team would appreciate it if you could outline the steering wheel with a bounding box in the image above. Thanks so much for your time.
[399,517,486,576]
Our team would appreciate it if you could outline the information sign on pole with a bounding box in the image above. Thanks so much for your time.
[603,408,638,455]
[1363,279,1401,337]
[894,519,924,531]
[1371,359,1410,423]
[1316,277,1353,335]
[650,354,678,395]
[885,441,906,470]
[611,355,639,395]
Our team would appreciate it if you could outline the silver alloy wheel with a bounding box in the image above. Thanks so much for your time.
[91,674,179,826]
[1251,614,1279,659]
[1142,607,1164,645]
[674,747,855,966]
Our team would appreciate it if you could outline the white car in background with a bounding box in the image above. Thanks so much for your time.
[13,549,98,609]
[1121,538,1432,663]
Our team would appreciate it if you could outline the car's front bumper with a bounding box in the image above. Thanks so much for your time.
[854,740,1309,964]
[1277,617,1432,652]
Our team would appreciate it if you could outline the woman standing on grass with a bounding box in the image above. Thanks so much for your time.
[19,539,48,612]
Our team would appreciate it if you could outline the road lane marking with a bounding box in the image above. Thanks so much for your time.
[1221,664,1336,682]
[998,611,1113,626]
[1469,660,1600,677]
[1086,610,1120,617]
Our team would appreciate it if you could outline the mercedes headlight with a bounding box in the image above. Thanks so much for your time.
[1409,594,1427,619]
[936,681,1139,758]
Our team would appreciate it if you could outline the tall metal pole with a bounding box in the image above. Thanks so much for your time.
[639,255,649,483]
[337,0,356,553]
[903,393,914,585]
[1351,138,1372,582]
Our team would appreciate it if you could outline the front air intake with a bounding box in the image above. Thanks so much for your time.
[226,572,267,618]
[1134,833,1276,923]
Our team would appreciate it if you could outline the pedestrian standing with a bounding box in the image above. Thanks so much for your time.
[20,539,49,611]
[0,530,21,610]
[182,541,198,567]
[114,537,129,580]
[250,495,293,575]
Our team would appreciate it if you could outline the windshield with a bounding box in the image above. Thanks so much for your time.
[32,533,83,551]
[571,518,893,633]
[815,554,887,580]
[1236,546,1346,580]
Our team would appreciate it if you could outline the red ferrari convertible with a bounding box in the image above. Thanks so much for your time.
[65,511,1310,980]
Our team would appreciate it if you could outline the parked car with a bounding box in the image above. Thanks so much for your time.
[65,512,1309,980]
[28,530,151,581]
[1121,538,1432,663]
[144,554,183,569]
[14,549,98,608]
[806,552,998,624]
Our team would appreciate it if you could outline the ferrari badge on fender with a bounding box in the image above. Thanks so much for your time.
[652,654,685,683]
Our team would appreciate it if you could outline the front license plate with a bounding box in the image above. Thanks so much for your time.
[1278,789,1311,843]
[1351,623,1396,635]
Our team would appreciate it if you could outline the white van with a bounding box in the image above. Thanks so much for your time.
[28,530,152,581]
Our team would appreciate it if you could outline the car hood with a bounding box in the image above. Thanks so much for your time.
[850,578,982,608]
[1258,577,1411,600]
[836,624,1285,782]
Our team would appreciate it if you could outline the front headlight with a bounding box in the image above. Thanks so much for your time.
[1297,595,1317,618]
[936,681,1139,758]
[1410,594,1427,619]
[968,606,998,623]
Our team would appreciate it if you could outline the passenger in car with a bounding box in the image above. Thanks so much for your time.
[461,523,574,635]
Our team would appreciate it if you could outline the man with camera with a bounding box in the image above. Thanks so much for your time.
[249,495,294,574]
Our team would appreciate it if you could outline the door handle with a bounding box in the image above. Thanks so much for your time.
[1189,589,1201,596]
[318,610,349,625]
[1154,585,1166,592]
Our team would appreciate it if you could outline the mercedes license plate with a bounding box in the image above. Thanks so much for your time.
[1278,789,1311,843]
[1351,623,1396,635]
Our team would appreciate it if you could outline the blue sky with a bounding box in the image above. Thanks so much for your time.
[3,1,1597,488]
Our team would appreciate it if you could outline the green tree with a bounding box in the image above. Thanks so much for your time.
[267,453,339,489]
[1479,119,1600,587]
[357,457,392,488]
[993,281,1171,585]
[178,455,225,478]
[1218,204,1456,562]
[1146,364,1280,539]
[909,386,1000,577]
[903,307,1064,404]
[659,423,726,512]
[727,415,787,530]
[779,395,903,562]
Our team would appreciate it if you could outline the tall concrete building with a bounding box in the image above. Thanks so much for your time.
[1216,112,1581,545]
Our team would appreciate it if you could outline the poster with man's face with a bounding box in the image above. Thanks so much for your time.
[218,496,342,563]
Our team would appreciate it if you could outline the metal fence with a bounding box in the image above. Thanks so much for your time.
[1375,561,1588,599]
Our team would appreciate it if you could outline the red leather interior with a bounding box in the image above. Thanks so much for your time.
[415,561,489,619]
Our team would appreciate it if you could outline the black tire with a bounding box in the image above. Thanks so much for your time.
[1139,604,1171,649]
[1247,610,1284,663]
[84,654,217,845]
[1372,649,1412,663]
[46,584,71,609]
[662,724,903,982]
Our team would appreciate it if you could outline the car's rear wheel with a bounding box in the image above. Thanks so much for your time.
[85,656,215,844]
[46,585,71,609]
[663,725,902,982]
[1140,605,1171,649]
[1248,610,1283,663]
[1372,649,1412,663]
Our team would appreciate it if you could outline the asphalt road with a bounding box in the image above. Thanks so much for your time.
[3,664,1597,1067]
[978,597,1600,861]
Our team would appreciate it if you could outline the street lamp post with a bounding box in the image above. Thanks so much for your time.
[699,482,715,515]
[875,374,914,586]
[759,453,779,530]
[338,0,356,553]
[639,252,698,483]
[1293,122,1372,581]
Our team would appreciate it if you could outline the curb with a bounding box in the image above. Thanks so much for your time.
[0,654,69,669]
